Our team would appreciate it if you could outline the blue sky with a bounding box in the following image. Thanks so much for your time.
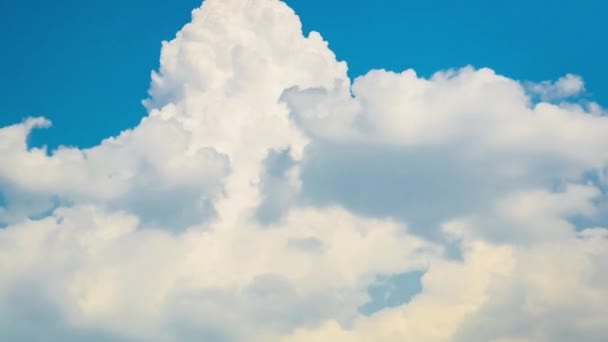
[1,0,606,150]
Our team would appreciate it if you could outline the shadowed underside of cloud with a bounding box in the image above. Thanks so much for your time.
[1,0,607,341]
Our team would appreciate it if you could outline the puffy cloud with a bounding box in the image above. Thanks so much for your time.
[284,66,608,239]
[284,67,608,165]
[0,114,229,229]
[0,205,433,340]
[288,229,608,342]
[527,73,586,101]
[1,0,608,341]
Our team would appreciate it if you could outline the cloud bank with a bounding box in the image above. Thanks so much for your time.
[1,0,607,341]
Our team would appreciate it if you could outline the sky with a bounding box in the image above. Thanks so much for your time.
[1,0,606,149]
[1,0,608,341]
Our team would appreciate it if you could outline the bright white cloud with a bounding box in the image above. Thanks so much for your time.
[0,0,607,341]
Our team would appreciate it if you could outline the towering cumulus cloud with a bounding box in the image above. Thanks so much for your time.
[1,0,607,341]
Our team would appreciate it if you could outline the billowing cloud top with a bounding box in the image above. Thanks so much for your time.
[1,0,607,341]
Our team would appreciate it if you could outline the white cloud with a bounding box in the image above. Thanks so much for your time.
[284,67,608,165]
[1,0,607,341]
[288,229,608,342]
[0,205,434,341]
[527,73,586,101]
[0,115,229,228]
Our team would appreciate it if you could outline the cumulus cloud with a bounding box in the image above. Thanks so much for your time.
[527,73,586,101]
[0,115,228,229]
[1,0,607,341]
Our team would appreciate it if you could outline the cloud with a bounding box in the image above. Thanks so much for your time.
[0,115,229,229]
[527,73,586,101]
[284,67,608,164]
[0,205,433,340]
[1,0,607,341]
